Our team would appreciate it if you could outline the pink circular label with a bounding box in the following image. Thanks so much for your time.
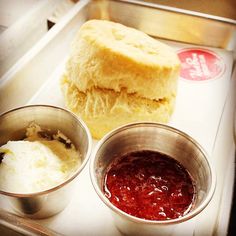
[177,48,225,81]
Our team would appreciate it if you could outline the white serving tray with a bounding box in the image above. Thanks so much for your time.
[0,1,235,235]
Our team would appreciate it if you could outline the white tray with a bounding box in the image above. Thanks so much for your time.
[0,1,235,235]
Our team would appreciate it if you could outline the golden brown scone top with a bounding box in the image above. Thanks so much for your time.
[65,20,180,101]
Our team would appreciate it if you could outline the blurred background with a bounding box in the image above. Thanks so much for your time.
[0,0,235,78]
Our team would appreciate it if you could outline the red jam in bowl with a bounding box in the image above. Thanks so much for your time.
[103,150,195,221]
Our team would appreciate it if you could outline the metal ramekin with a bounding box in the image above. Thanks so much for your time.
[90,122,216,236]
[0,105,92,219]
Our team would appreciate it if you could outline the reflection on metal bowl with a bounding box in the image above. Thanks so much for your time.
[90,122,216,236]
[0,105,92,219]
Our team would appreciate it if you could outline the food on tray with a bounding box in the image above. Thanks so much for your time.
[0,123,80,194]
[61,20,180,139]
[103,150,195,221]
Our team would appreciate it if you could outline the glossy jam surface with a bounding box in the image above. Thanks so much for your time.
[103,150,195,221]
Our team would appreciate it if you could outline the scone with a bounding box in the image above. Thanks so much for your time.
[61,20,180,139]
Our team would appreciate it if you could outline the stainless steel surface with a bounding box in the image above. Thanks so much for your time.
[141,0,236,20]
[90,122,216,235]
[0,0,63,78]
[0,209,63,236]
[0,0,234,234]
[0,0,89,113]
[1,0,236,113]
[0,105,92,219]
[89,0,236,50]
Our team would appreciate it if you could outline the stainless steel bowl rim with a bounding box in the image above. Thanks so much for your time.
[90,121,217,225]
[0,104,93,197]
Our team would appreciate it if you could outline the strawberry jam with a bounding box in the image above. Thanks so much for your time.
[103,150,195,221]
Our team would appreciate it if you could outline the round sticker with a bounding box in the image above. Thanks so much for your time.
[177,48,225,81]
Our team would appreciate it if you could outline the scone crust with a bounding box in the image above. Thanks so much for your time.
[66,20,180,101]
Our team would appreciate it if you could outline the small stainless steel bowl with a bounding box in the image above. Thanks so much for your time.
[90,122,216,236]
[0,105,92,219]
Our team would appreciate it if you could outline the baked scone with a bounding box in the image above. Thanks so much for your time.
[61,20,180,139]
